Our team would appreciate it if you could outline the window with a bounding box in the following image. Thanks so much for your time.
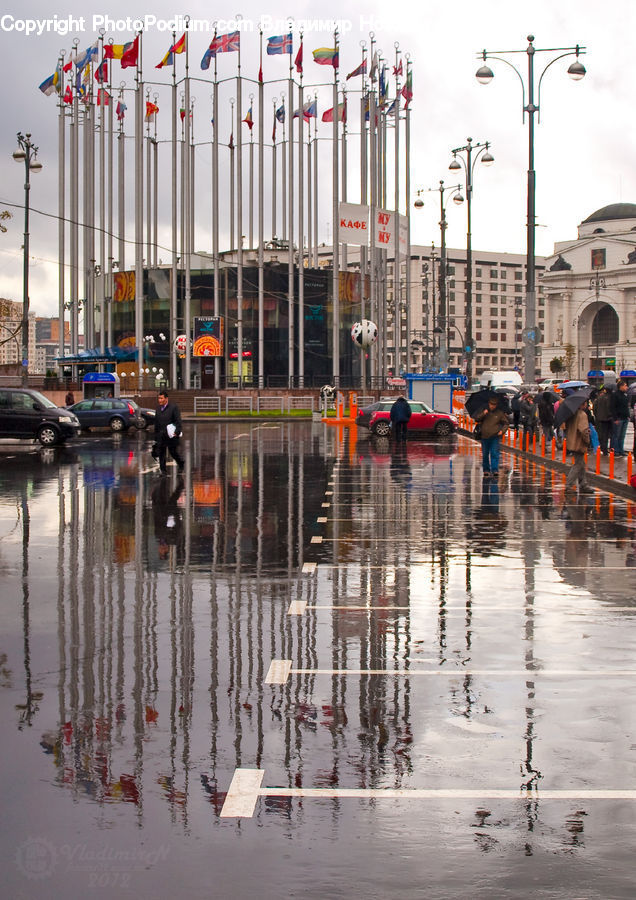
[490,333,498,341]
[515,270,523,280]
[475,281,482,290]
[500,270,507,279]
[449,293,455,302]
[448,265,455,275]
[449,305,456,314]
[490,320,498,328]
[490,268,498,277]
[515,284,522,293]
[476,333,482,341]
[476,297,482,305]
[476,268,482,276]
[490,308,498,316]
[476,320,482,328]
[490,282,498,291]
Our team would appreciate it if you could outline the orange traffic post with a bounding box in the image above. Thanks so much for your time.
[540,435,545,457]
[595,447,601,475]
[627,453,633,484]
[551,438,556,460]
[349,391,358,422]
[532,433,537,454]
[608,449,615,480]
[562,440,567,464]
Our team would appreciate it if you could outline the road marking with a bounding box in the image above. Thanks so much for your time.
[287,600,307,616]
[310,536,323,544]
[325,491,333,496]
[321,503,331,508]
[301,562,317,574]
[220,769,264,817]
[265,659,293,683]
[317,517,328,523]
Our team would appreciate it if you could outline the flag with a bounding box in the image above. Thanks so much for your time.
[321,101,346,123]
[121,36,139,69]
[145,101,159,120]
[386,98,397,116]
[116,100,127,121]
[401,69,413,106]
[63,60,73,73]
[294,42,303,73]
[393,59,403,77]
[180,107,192,121]
[293,99,317,121]
[275,104,285,123]
[346,59,366,80]
[94,59,108,83]
[201,30,240,68]
[63,84,73,104]
[104,42,130,60]
[369,51,378,82]
[379,66,388,107]
[312,47,338,68]
[243,105,253,130]
[156,33,186,69]
[229,132,234,150]
[267,34,292,55]
[38,70,59,96]
[73,43,99,71]
[97,88,110,106]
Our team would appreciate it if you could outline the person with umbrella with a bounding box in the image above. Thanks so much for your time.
[555,387,593,494]
[610,379,630,456]
[470,392,509,479]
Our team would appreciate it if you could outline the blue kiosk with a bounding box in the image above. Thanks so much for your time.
[403,373,467,414]
[82,371,121,399]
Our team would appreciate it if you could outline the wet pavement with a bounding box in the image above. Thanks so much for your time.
[1,423,635,899]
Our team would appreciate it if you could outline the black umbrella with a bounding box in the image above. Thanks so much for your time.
[554,386,592,428]
[465,389,506,420]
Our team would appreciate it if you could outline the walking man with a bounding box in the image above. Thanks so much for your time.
[564,405,592,494]
[153,390,185,475]
[593,386,612,455]
[475,395,509,478]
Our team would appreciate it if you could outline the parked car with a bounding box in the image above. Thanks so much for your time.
[120,397,155,429]
[0,388,80,446]
[357,399,458,437]
[68,398,144,432]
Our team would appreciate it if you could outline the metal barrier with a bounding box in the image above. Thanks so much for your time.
[226,396,253,414]
[256,396,285,414]
[288,396,315,413]
[194,396,221,414]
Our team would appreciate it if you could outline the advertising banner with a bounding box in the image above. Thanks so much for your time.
[339,202,369,246]
[193,316,224,357]
[375,209,395,249]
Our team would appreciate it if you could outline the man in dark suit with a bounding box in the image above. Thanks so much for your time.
[153,391,185,474]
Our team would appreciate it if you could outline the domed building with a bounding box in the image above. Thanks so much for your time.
[540,204,636,378]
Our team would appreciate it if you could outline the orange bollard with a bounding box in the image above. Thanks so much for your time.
[525,432,530,452]
[532,433,537,454]
[562,440,567,464]
[628,453,633,484]
[609,449,615,480]
[540,435,545,457]
[551,438,556,460]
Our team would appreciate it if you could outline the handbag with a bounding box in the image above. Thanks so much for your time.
[473,423,482,438]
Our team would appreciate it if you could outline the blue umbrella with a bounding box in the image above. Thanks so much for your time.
[557,380,588,390]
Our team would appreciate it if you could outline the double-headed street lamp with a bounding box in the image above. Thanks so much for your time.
[12,133,42,387]
[475,35,586,383]
[414,181,463,371]
[448,138,494,382]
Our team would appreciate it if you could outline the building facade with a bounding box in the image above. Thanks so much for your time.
[540,204,636,379]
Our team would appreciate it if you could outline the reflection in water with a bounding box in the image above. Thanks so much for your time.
[0,427,634,872]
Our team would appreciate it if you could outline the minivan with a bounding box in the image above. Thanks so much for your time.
[0,388,81,445]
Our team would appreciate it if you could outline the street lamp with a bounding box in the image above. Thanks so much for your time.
[12,133,42,387]
[476,35,586,383]
[414,182,463,370]
[448,138,494,381]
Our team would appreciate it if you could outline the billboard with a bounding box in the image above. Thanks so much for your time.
[193,316,224,357]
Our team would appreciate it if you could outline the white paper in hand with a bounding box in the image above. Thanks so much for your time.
[167,423,176,439]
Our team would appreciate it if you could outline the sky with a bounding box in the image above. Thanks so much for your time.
[1,0,635,318]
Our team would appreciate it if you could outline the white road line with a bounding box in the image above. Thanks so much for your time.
[287,600,308,616]
[310,536,323,544]
[317,517,328,523]
[301,562,317,574]
[321,503,331,508]
[325,491,333,496]
[258,787,636,801]
[220,769,264,817]
[264,659,293,683]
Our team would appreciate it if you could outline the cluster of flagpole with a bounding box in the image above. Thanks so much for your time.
[40,22,414,388]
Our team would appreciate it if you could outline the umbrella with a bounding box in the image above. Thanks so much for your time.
[557,380,588,391]
[554,387,592,428]
[465,389,507,420]
[539,389,559,403]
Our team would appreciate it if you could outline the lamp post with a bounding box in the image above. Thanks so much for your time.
[448,138,494,381]
[476,35,585,383]
[590,264,606,370]
[414,183,463,371]
[12,133,43,387]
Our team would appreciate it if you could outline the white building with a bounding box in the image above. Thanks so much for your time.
[540,204,636,379]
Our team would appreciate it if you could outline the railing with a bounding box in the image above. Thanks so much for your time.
[225,396,253,414]
[287,396,315,413]
[256,396,285,414]
[193,396,221,414]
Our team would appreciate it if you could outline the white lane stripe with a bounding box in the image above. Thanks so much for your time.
[259,788,636,801]
[321,502,331,508]
[265,659,292,683]
[310,536,323,543]
[287,600,307,616]
[302,562,317,574]
[317,517,328,523]
[304,604,636,613]
[290,668,636,678]
[220,769,264,817]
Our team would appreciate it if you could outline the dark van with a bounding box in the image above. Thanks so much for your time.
[0,388,81,446]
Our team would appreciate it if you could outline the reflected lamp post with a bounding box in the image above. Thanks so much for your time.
[476,35,585,382]
[414,182,464,371]
[448,138,494,381]
[12,133,43,387]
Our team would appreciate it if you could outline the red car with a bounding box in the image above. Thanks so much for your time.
[356,399,458,437]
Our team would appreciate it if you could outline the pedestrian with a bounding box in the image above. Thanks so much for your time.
[564,405,592,494]
[537,390,556,443]
[65,390,75,407]
[390,395,411,442]
[520,393,538,445]
[593,385,612,455]
[510,391,521,431]
[153,390,185,474]
[475,395,509,478]
[610,379,630,456]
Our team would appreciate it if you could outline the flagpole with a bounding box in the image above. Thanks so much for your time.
[369,33,377,382]
[58,53,66,373]
[98,32,106,354]
[271,98,277,240]
[171,31,178,389]
[405,57,412,379]
[236,38,244,388]
[117,85,125,274]
[70,41,79,367]
[332,29,340,384]
[341,84,348,272]
[106,53,114,350]
[248,94,254,250]
[184,32,192,390]
[145,88,152,272]
[287,30,295,384]
[306,111,312,271]
[212,38,220,389]
[297,30,305,382]
[281,101,286,241]
[83,63,95,349]
[394,44,401,373]
[360,44,368,388]
[258,29,265,388]
[134,30,144,393]
[313,103,318,268]
[229,100,235,251]
[153,95,158,268]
